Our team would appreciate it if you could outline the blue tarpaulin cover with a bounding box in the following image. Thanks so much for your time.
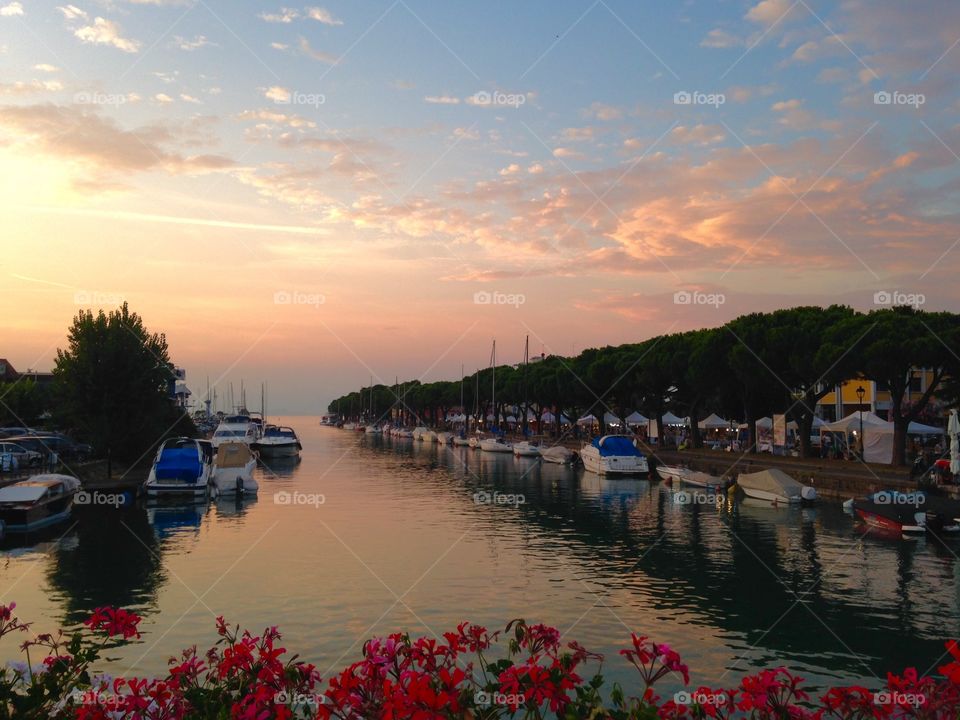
[155,448,202,483]
[592,436,643,457]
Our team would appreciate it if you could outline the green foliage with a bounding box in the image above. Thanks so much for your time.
[52,303,194,462]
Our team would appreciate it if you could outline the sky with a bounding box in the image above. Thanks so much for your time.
[1,0,959,413]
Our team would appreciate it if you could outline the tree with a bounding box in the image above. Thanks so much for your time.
[837,307,959,466]
[53,303,192,469]
[0,379,48,427]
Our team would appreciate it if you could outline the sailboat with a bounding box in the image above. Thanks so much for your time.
[480,340,513,453]
[365,377,382,434]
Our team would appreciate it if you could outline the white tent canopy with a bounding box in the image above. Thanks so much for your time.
[603,412,621,425]
[822,411,890,433]
[754,416,799,431]
[661,412,687,426]
[907,420,944,435]
[577,414,596,425]
[626,411,648,425]
[698,413,731,430]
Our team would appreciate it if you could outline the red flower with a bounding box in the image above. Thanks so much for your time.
[84,606,142,639]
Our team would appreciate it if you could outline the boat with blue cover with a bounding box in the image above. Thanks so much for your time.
[580,435,649,476]
[144,438,211,498]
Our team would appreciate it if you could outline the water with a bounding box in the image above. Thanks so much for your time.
[1,416,958,694]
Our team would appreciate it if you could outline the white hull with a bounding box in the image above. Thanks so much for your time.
[740,487,800,504]
[211,459,258,496]
[436,432,453,445]
[480,438,513,453]
[145,481,209,498]
[452,436,470,446]
[655,465,687,482]
[255,443,300,457]
[365,425,382,435]
[539,446,575,465]
[513,442,540,457]
[581,448,648,476]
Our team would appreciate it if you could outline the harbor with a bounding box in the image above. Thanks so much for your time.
[2,419,959,695]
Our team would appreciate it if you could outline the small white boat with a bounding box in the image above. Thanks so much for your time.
[452,434,470,446]
[342,422,356,431]
[253,425,302,457]
[737,468,816,504]
[513,441,540,457]
[580,435,649,476]
[436,432,453,445]
[365,425,382,435]
[211,415,259,448]
[422,430,438,443]
[480,437,513,453]
[210,442,258,496]
[0,474,80,532]
[655,465,689,482]
[412,427,428,441]
[539,446,576,465]
[145,438,211,497]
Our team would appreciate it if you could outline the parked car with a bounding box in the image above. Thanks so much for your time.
[0,442,43,466]
[3,436,54,460]
[27,433,92,460]
[0,427,32,439]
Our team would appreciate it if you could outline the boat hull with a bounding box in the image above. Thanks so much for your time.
[479,439,513,453]
[0,498,74,533]
[740,487,799,504]
[254,442,301,457]
[581,448,649,476]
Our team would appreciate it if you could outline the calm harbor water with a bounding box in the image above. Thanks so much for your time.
[1,416,959,693]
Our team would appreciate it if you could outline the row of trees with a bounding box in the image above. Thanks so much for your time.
[328,306,960,466]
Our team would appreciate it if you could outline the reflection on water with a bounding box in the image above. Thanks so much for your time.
[1,418,959,691]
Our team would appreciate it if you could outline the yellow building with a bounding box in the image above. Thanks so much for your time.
[816,369,941,421]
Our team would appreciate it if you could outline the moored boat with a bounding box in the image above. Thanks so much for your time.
[452,434,470,446]
[210,442,258,496]
[737,469,816,504]
[436,431,453,445]
[539,445,576,465]
[480,437,513,453]
[145,438,211,498]
[212,415,259,448]
[422,430,438,443]
[513,441,540,457]
[0,474,80,532]
[252,425,302,457]
[580,435,649,476]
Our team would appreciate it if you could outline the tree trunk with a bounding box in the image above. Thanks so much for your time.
[689,401,702,449]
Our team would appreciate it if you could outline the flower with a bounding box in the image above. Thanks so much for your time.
[84,607,142,639]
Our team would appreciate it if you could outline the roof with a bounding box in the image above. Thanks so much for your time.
[0,475,79,503]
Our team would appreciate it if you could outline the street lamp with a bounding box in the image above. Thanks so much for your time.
[856,385,865,459]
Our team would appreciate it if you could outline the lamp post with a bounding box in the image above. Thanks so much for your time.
[856,385,865,460]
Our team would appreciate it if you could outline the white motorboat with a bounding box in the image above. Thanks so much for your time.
[580,435,649,476]
[655,465,689,482]
[684,471,726,489]
[737,468,817,504]
[145,438,211,497]
[365,425,382,435]
[513,441,540,457]
[412,427,428,441]
[252,425,302,458]
[436,432,453,445]
[211,415,259,448]
[539,446,576,465]
[342,422,356,431]
[452,434,470,446]
[210,442,258,496]
[422,430,438,443]
[480,437,513,453]
[0,474,80,532]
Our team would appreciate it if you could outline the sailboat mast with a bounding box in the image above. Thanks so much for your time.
[522,335,529,437]
[491,340,496,430]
